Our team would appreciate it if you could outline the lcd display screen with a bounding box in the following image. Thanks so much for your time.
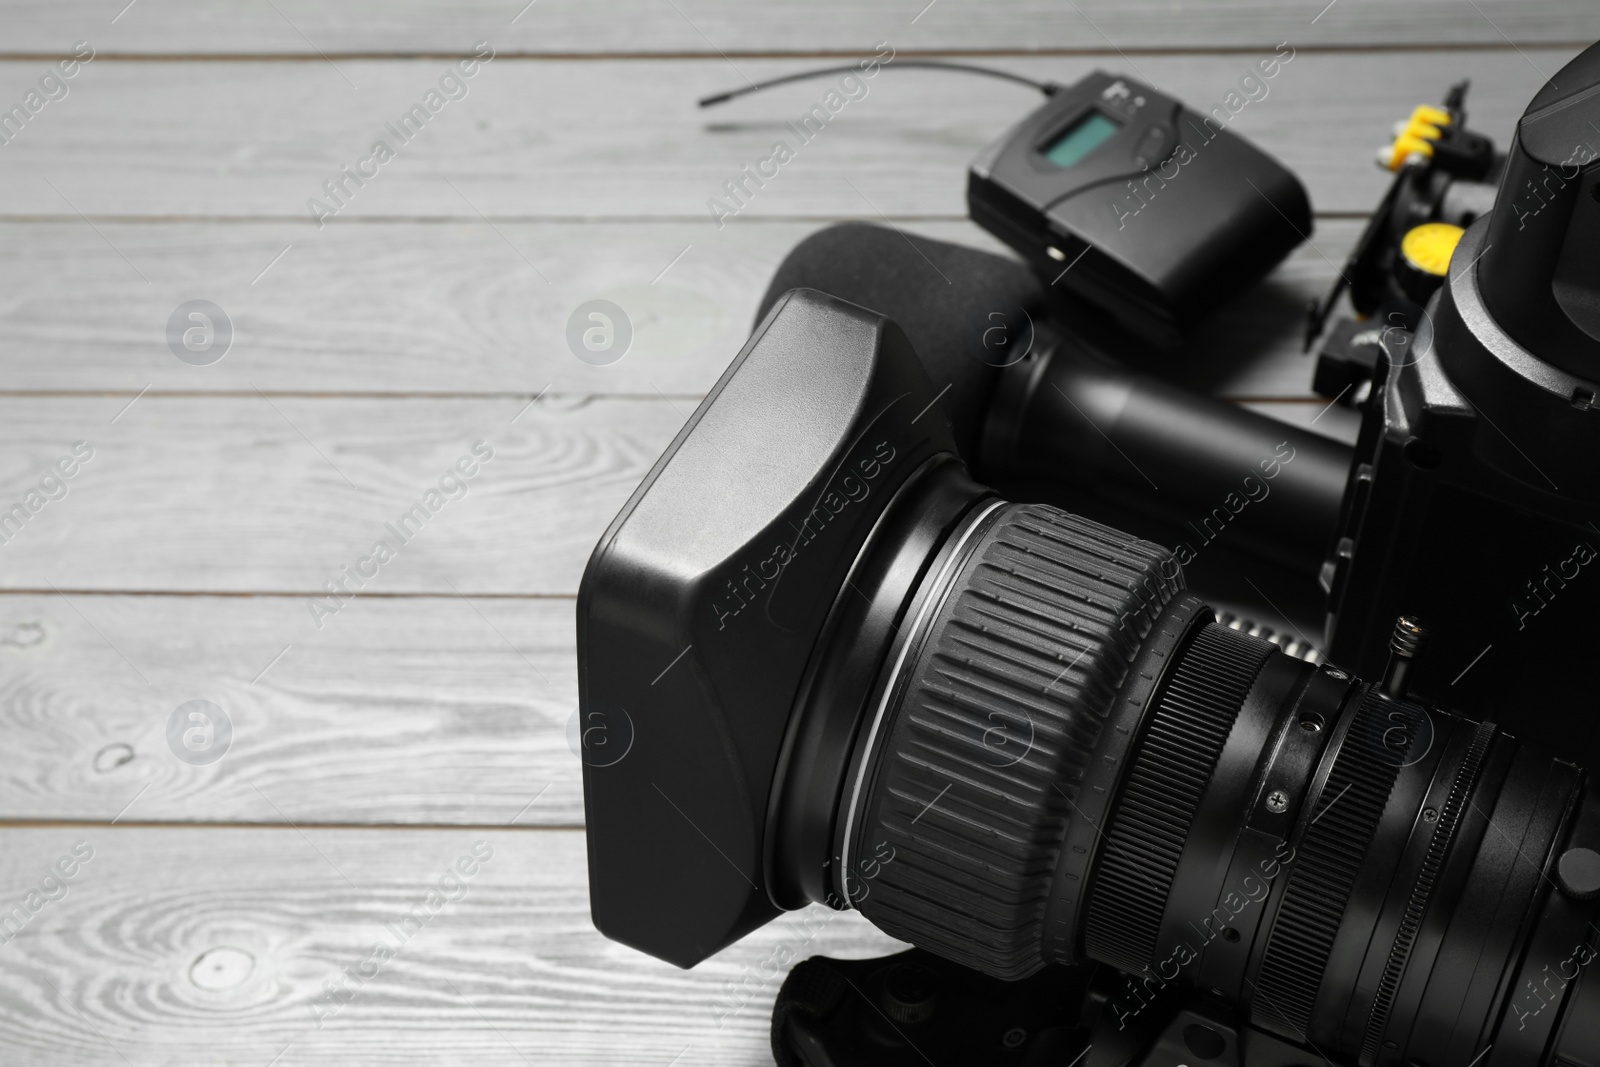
[1041,112,1121,169]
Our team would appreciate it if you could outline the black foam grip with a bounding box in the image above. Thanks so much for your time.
[756,222,1047,458]
[851,502,1181,979]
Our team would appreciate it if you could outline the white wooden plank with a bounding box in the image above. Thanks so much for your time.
[0,218,1360,400]
[0,394,684,595]
[0,50,1574,218]
[0,594,584,826]
[0,826,908,1065]
[0,0,1593,55]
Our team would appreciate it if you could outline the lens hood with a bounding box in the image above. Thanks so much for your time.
[577,288,962,967]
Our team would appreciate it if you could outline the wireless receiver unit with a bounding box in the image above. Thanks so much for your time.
[702,59,1313,348]
[967,69,1312,346]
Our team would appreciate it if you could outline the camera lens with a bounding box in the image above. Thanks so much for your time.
[797,496,1600,1062]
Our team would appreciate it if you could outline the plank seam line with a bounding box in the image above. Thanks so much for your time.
[0,389,703,400]
[0,212,1376,224]
[0,589,580,600]
[0,392,1329,404]
[0,819,587,832]
[0,42,1583,62]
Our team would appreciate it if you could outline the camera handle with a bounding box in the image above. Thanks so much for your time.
[981,324,1352,578]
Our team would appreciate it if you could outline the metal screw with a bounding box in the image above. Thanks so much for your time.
[1266,790,1289,813]
[1002,1027,1027,1048]
[1423,808,1439,823]
[1381,615,1429,699]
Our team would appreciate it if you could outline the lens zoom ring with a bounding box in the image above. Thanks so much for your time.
[1251,688,1416,1042]
[852,503,1180,979]
[1082,623,1274,973]
[1358,718,1495,1066]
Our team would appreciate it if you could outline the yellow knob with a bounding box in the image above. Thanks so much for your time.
[1404,119,1445,143]
[1378,105,1454,171]
[1401,222,1466,277]
[1412,104,1452,128]
[1383,134,1436,170]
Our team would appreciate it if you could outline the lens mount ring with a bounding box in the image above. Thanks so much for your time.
[1358,718,1496,1065]
[841,502,1183,979]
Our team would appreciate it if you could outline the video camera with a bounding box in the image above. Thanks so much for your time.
[576,42,1600,1067]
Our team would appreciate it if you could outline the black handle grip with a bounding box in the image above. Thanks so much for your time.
[982,331,1350,575]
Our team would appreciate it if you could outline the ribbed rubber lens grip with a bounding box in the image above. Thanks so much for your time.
[1082,622,1276,974]
[848,502,1181,979]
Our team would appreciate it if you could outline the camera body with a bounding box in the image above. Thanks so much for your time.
[1323,216,1600,757]
[1320,61,1600,755]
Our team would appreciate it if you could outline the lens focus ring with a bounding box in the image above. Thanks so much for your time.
[1082,622,1276,974]
[847,502,1180,979]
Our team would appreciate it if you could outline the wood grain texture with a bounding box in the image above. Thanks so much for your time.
[0,827,908,1065]
[0,218,1358,400]
[0,0,1593,55]
[0,594,583,826]
[0,50,1576,219]
[0,394,683,595]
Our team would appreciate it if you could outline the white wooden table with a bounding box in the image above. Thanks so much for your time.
[0,3,1591,1062]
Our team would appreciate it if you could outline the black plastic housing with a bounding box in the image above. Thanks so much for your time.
[1322,45,1600,762]
[983,325,1351,577]
[577,289,961,967]
[968,69,1311,346]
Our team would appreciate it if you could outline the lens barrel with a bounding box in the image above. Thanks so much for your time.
[828,496,1600,1065]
